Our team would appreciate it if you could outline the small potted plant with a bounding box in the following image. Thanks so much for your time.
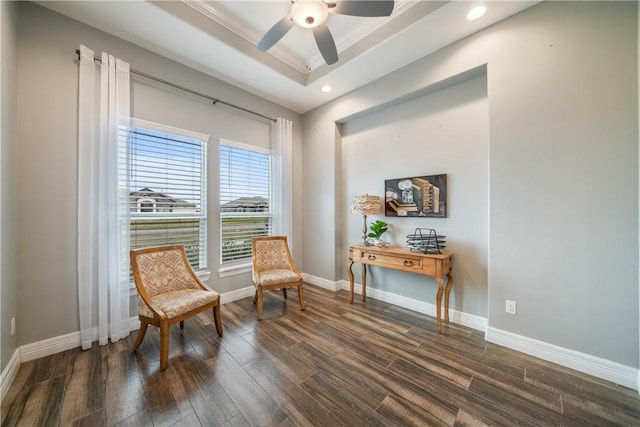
[367,220,389,247]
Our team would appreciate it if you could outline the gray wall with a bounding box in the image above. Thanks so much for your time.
[1,0,18,373]
[302,1,638,368]
[14,2,302,346]
[486,1,637,364]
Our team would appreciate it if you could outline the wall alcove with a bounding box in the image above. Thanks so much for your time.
[336,72,489,320]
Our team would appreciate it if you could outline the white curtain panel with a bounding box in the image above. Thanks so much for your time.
[78,45,131,350]
[270,118,293,240]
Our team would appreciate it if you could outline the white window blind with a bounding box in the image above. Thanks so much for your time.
[219,139,271,264]
[128,119,208,269]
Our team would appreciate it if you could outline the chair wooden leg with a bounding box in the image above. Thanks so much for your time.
[256,287,264,320]
[298,284,305,311]
[132,319,149,352]
[159,321,169,370]
[253,290,258,304]
[213,304,223,336]
[282,288,288,299]
[179,320,184,329]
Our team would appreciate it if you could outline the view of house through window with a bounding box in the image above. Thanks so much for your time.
[219,139,271,263]
[128,119,208,270]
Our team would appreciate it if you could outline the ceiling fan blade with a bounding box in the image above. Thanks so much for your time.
[332,1,394,17]
[313,24,338,65]
[257,16,294,51]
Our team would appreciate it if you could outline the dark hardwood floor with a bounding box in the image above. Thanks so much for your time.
[2,285,639,426]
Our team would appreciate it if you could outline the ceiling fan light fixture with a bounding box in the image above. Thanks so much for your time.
[291,0,329,29]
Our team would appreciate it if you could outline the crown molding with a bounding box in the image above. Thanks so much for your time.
[183,0,310,74]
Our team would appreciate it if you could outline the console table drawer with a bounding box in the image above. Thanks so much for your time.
[356,251,434,274]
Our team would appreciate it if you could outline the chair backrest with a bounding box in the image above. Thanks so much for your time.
[130,244,200,298]
[252,236,296,272]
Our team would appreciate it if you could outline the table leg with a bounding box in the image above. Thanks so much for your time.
[444,272,454,324]
[347,260,355,304]
[436,276,444,333]
[361,264,367,301]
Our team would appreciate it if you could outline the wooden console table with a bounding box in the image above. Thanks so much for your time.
[347,245,453,333]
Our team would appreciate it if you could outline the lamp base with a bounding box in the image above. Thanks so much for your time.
[362,214,369,246]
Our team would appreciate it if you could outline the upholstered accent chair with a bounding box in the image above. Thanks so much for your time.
[130,244,223,370]
[251,236,305,320]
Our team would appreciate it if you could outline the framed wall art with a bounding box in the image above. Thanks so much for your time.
[385,174,447,217]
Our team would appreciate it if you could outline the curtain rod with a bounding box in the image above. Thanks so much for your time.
[75,49,276,123]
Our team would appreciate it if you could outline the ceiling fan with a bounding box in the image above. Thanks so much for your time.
[257,0,395,65]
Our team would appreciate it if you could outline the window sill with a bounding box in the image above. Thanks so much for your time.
[218,262,252,278]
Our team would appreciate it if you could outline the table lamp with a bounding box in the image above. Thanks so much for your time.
[351,194,381,246]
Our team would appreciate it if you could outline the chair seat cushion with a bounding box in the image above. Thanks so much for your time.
[257,269,302,287]
[139,289,219,319]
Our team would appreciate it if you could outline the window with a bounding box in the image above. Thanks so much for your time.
[219,139,271,264]
[137,198,155,213]
[128,118,208,270]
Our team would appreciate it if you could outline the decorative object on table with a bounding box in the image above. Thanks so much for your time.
[385,174,447,217]
[406,228,446,254]
[367,220,390,247]
[351,194,382,246]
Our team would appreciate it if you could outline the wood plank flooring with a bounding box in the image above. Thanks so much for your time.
[2,285,639,426]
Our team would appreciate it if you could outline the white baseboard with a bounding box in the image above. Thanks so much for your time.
[20,330,83,363]
[220,278,342,301]
[303,273,341,291]
[0,348,20,400]
[220,285,255,304]
[21,317,142,363]
[130,317,141,331]
[338,279,488,332]
[486,327,639,391]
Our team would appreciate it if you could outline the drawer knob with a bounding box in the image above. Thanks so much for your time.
[368,254,376,260]
[403,259,413,266]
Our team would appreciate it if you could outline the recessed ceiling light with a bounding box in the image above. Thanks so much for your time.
[321,85,332,93]
[467,4,487,21]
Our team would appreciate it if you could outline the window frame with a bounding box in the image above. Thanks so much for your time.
[128,118,209,272]
[218,138,272,276]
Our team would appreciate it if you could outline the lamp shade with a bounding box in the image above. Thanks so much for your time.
[351,194,381,215]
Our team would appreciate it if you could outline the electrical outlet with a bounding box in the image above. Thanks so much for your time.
[505,300,517,315]
[11,318,15,336]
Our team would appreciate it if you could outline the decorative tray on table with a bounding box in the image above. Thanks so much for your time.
[406,228,446,254]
